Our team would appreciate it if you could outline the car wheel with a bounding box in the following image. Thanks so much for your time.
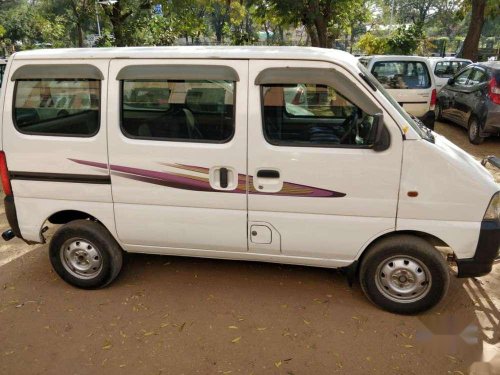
[49,220,123,289]
[468,117,484,145]
[359,235,449,314]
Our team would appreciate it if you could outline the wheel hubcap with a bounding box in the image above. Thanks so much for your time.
[375,256,432,303]
[60,239,103,279]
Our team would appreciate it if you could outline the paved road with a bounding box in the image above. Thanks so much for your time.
[0,121,498,375]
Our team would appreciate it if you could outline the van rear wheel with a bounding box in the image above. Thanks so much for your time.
[49,220,123,289]
[359,235,449,314]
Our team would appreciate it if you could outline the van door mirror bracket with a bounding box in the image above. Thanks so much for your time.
[372,113,390,152]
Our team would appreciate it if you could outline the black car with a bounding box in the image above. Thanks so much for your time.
[436,61,500,144]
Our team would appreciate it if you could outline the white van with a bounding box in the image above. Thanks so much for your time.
[428,57,472,92]
[359,55,437,130]
[0,47,498,314]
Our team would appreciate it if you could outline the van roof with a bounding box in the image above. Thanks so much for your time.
[12,46,358,65]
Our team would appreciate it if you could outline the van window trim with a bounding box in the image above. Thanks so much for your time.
[258,85,380,150]
[117,65,240,82]
[11,64,104,81]
[119,79,237,144]
[12,78,102,138]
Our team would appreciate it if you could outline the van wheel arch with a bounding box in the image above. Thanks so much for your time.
[47,210,97,225]
[348,230,450,280]
[42,210,112,242]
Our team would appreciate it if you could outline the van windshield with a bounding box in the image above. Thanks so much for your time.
[357,63,433,142]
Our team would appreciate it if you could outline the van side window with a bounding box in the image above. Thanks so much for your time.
[261,84,377,147]
[121,80,235,142]
[14,79,100,136]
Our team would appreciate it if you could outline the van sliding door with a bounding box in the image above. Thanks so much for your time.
[107,59,249,253]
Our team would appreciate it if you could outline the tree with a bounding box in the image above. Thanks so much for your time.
[100,0,153,46]
[460,0,486,60]
[253,0,292,45]
[207,0,231,43]
[41,0,95,47]
[168,0,209,44]
[387,0,436,24]
[460,0,499,60]
[357,32,388,54]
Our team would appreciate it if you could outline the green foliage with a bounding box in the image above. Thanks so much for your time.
[386,23,423,54]
[357,23,425,55]
[0,0,496,55]
[357,32,388,54]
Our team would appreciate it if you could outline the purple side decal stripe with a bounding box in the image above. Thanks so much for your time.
[69,159,346,198]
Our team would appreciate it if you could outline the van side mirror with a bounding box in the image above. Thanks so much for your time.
[447,78,454,85]
[372,113,390,152]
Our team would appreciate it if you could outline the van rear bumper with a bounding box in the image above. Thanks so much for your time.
[456,220,500,278]
[418,110,435,130]
[4,195,23,240]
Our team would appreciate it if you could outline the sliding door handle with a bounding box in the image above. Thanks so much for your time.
[220,167,228,188]
[257,169,280,178]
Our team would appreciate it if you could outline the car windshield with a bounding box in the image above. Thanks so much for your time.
[358,63,434,142]
[434,61,471,78]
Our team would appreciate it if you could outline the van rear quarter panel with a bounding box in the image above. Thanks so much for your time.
[3,59,115,242]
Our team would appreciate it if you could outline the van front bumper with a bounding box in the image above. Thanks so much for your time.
[456,220,500,278]
[418,110,435,130]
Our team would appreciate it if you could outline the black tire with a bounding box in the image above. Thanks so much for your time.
[49,220,123,289]
[468,116,484,145]
[435,102,443,121]
[359,235,449,314]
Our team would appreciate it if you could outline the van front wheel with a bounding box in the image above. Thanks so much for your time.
[49,220,123,289]
[359,235,449,314]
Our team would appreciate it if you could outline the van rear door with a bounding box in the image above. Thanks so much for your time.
[370,60,432,117]
[3,60,111,242]
[106,59,249,253]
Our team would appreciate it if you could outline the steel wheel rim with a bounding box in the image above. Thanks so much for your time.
[60,238,103,279]
[375,255,432,303]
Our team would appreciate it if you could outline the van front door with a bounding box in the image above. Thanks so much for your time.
[104,59,248,253]
[247,60,403,265]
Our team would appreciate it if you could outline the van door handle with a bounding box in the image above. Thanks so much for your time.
[220,167,228,188]
[257,169,280,178]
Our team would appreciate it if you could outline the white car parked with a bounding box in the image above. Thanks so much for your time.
[428,57,472,92]
[1,47,498,314]
[359,55,437,129]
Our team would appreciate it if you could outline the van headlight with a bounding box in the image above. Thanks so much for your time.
[484,192,500,222]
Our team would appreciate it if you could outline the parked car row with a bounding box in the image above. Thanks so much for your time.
[359,55,499,144]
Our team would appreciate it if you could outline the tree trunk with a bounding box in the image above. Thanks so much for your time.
[113,22,125,46]
[76,23,84,47]
[314,17,328,47]
[306,24,319,47]
[461,0,486,61]
[349,28,355,53]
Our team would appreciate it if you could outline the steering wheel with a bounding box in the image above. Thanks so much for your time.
[339,110,359,144]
